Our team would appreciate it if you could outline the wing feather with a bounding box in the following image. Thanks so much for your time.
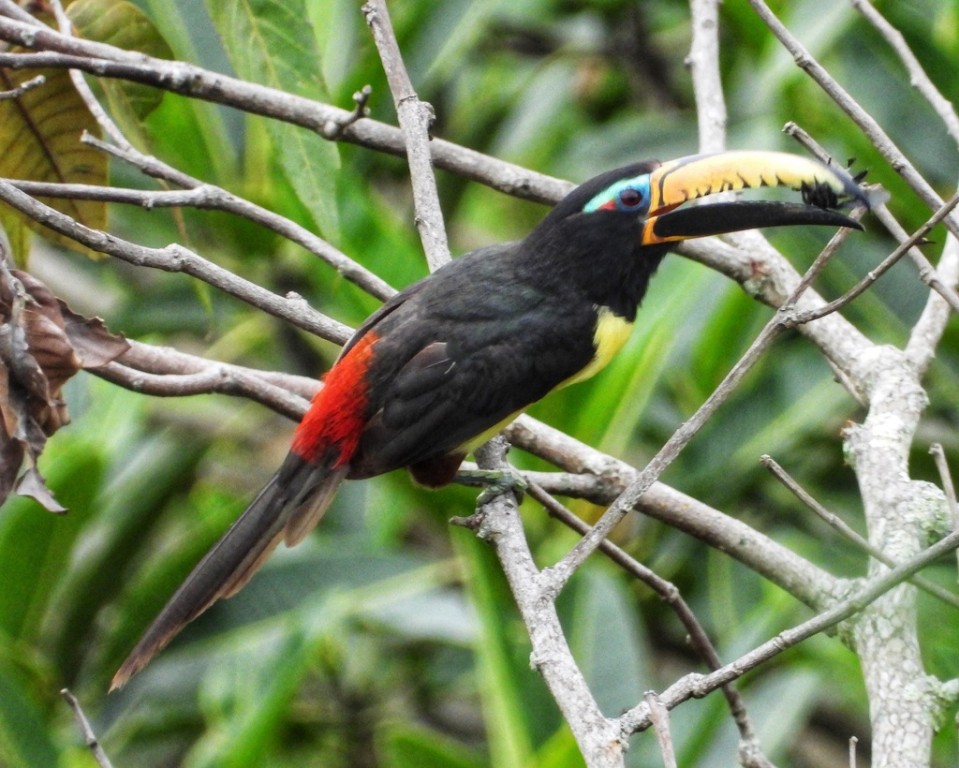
[111,456,344,690]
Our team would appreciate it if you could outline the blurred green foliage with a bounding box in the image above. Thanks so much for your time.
[2,0,959,766]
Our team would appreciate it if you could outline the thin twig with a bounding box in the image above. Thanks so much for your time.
[645,692,678,768]
[542,316,781,594]
[850,0,959,150]
[321,84,372,139]
[871,203,959,313]
[546,221,854,597]
[117,338,319,399]
[782,190,959,326]
[48,0,127,144]
[510,419,839,609]
[929,444,959,524]
[362,0,450,271]
[761,454,959,609]
[929,443,959,580]
[0,20,572,205]
[95,359,310,421]
[0,72,44,99]
[61,689,115,768]
[10,171,395,301]
[0,0,38,24]
[0,178,352,343]
[748,0,959,245]
[784,123,959,372]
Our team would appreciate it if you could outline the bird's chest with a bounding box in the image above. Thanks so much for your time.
[561,306,634,388]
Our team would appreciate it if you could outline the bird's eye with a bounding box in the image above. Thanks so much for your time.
[617,186,645,211]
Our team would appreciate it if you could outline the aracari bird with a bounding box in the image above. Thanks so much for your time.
[112,150,871,689]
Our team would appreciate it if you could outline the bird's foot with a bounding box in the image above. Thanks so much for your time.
[456,467,528,506]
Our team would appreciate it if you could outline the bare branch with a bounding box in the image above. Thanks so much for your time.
[545,225,854,597]
[95,359,310,422]
[0,178,352,344]
[687,0,727,153]
[0,18,572,205]
[10,169,395,301]
[619,524,959,735]
[929,443,959,579]
[783,190,959,327]
[363,0,449,271]
[904,233,959,374]
[116,338,319,401]
[472,438,623,767]
[527,482,774,765]
[0,72,43,99]
[510,419,839,608]
[645,692,678,768]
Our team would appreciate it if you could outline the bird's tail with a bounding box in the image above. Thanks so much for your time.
[110,453,346,691]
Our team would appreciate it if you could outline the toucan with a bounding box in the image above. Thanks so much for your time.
[111,150,872,689]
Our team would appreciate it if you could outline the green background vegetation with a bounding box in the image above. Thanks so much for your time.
[2,0,959,766]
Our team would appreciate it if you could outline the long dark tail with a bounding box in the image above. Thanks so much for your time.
[111,454,346,690]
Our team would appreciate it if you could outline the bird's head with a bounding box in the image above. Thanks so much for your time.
[522,150,876,317]
[552,149,874,246]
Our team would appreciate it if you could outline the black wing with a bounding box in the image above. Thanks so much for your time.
[345,245,600,478]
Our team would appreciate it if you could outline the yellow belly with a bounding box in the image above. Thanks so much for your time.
[460,306,633,453]
[562,305,634,388]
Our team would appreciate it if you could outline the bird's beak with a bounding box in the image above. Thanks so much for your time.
[641,151,876,246]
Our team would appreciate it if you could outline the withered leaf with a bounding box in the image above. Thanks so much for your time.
[59,302,132,369]
[0,266,128,512]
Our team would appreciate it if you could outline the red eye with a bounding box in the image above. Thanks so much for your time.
[617,187,644,210]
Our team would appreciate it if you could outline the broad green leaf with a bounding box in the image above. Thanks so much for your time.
[68,0,174,123]
[187,630,311,768]
[137,0,238,183]
[206,0,340,240]
[49,433,210,683]
[0,67,105,263]
[378,724,485,768]
[563,567,650,717]
[0,660,58,768]
[0,441,103,643]
[531,728,584,768]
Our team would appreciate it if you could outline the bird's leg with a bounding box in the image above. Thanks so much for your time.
[456,467,529,505]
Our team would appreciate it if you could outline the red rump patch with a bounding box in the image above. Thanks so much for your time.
[291,332,378,467]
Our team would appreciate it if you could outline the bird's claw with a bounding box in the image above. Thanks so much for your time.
[456,467,528,505]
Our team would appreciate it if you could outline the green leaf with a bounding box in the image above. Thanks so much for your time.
[0,67,106,263]
[0,441,104,644]
[68,0,174,122]
[136,0,239,182]
[186,630,312,768]
[378,724,485,768]
[206,0,340,240]
[563,566,651,717]
[50,432,210,683]
[0,659,58,768]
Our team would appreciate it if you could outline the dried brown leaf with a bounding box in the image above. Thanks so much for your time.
[14,462,67,514]
[58,301,130,368]
[0,267,127,511]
